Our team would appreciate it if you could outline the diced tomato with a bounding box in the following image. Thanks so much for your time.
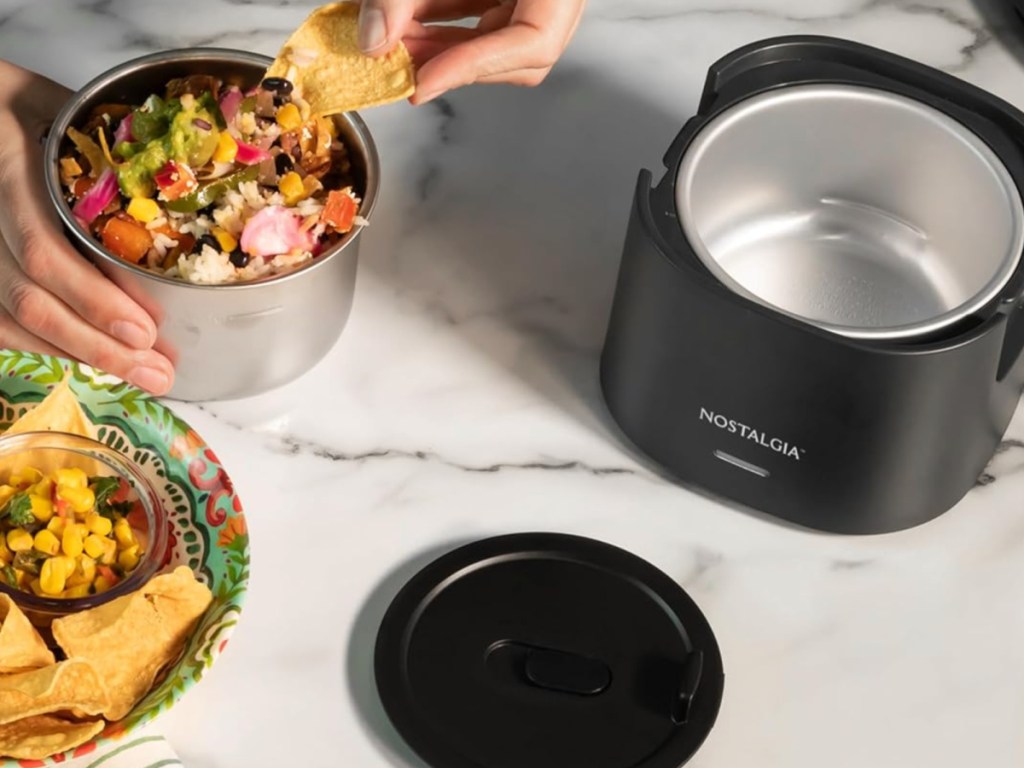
[155,160,198,201]
[126,500,147,531]
[101,214,154,264]
[97,565,120,586]
[320,189,358,233]
[71,176,95,198]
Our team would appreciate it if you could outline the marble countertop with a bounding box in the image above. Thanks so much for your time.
[3,1,1024,766]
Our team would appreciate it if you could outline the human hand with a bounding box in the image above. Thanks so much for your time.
[0,60,174,395]
[357,0,586,104]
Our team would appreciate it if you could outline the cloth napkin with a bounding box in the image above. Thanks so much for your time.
[64,728,182,768]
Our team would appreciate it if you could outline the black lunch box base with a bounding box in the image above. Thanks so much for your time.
[600,37,1024,535]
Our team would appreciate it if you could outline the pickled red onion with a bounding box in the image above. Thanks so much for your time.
[235,140,272,165]
[240,206,314,258]
[72,168,118,226]
[219,87,243,123]
[113,113,133,144]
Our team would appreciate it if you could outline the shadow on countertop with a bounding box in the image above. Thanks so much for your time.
[345,539,476,768]
[972,0,1024,67]
[360,63,691,451]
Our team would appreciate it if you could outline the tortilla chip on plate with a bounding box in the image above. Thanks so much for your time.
[267,1,416,116]
[142,566,215,648]
[52,567,213,720]
[0,714,104,760]
[4,376,96,440]
[0,659,108,726]
[0,595,55,673]
[0,375,102,477]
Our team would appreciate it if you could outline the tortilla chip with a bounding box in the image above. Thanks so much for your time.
[52,567,213,720]
[0,714,104,760]
[142,566,214,648]
[0,595,55,673]
[1,375,102,477]
[0,660,108,725]
[267,2,416,116]
[4,376,96,440]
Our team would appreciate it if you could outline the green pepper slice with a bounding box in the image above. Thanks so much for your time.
[164,164,260,213]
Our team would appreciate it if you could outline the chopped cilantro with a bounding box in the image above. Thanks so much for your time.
[0,493,34,527]
[12,551,41,576]
[90,476,120,507]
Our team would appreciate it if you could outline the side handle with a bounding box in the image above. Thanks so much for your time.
[998,302,1024,382]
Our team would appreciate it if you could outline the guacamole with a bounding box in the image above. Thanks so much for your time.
[114,93,220,199]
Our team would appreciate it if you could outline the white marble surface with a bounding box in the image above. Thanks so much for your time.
[3,1,1024,766]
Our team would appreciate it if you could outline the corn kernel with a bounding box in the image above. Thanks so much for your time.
[212,227,238,253]
[61,526,84,558]
[94,575,112,594]
[0,485,16,508]
[59,485,95,515]
[276,102,302,131]
[99,538,117,566]
[6,529,32,553]
[126,197,161,224]
[29,478,53,500]
[0,538,11,566]
[9,468,41,487]
[79,555,96,584]
[85,513,112,537]
[29,578,44,597]
[278,171,305,205]
[33,529,60,556]
[55,468,88,489]
[63,584,91,599]
[28,494,53,523]
[83,534,105,560]
[66,556,92,587]
[47,517,67,536]
[39,558,66,595]
[212,132,238,163]
[113,518,135,548]
[118,546,140,571]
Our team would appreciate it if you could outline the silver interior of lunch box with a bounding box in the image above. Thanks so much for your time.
[674,84,1024,340]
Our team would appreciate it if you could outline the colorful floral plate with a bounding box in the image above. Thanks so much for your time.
[0,350,249,766]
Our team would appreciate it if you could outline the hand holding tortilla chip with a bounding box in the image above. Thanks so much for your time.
[268,2,416,115]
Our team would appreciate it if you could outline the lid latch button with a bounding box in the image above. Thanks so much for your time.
[523,646,611,696]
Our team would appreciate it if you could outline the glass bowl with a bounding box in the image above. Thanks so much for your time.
[0,431,168,625]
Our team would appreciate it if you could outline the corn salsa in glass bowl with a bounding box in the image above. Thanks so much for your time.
[0,432,168,623]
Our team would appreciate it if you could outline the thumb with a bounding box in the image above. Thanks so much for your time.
[358,0,415,55]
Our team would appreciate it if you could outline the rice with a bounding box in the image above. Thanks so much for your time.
[296,198,323,218]
[145,216,168,231]
[151,232,177,258]
[177,245,236,285]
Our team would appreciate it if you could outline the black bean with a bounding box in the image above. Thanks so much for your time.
[194,234,220,254]
[229,249,250,268]
[261,77,294,95]
[274,153,294,175]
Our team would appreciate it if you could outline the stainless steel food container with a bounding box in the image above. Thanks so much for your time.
[675,83,1024,341]
[44,49,380,401]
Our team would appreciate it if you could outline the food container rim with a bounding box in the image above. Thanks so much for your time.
[673,82,1024,341]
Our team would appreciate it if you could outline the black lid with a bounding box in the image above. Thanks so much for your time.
[374,533,724,768]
